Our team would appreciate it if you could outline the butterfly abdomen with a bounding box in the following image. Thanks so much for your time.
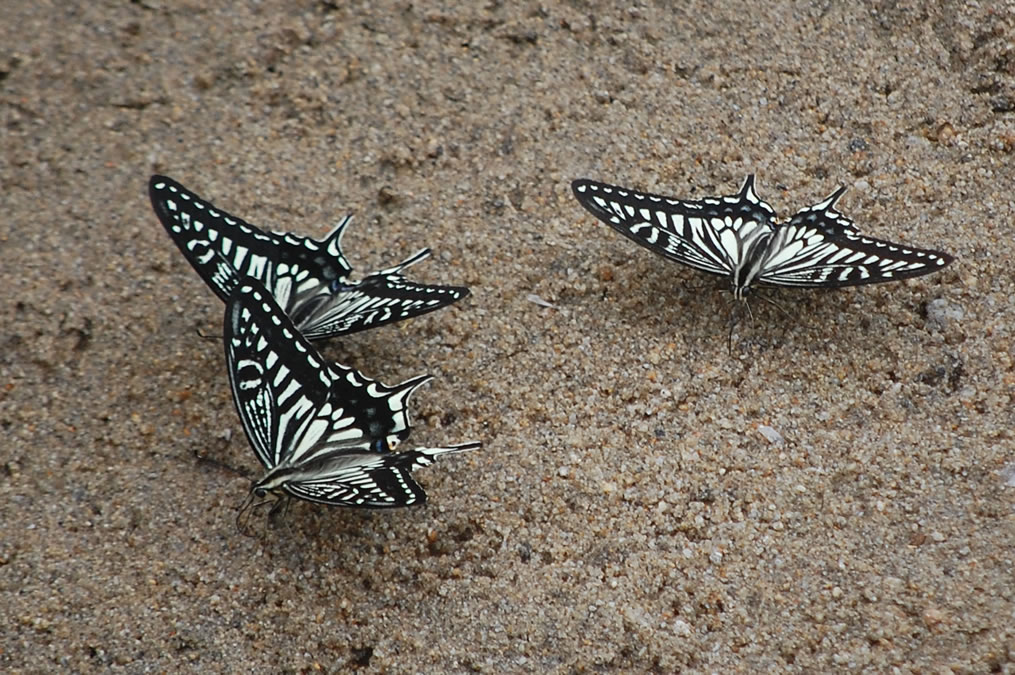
[733,228,775,299]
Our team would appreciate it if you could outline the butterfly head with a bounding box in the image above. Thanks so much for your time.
[329,279,357,293]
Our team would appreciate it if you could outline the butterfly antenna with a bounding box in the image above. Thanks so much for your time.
[195,327,222,341]
[725,300,740,354]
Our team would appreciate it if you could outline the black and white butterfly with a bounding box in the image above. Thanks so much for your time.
[224,276,479,516]
[150,175,469,340]
[572,176,954,300]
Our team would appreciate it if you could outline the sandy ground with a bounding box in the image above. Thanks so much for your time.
[3,1,1014,672]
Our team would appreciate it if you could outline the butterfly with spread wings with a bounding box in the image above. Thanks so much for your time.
[150,175,469,340]
[572,176,954,301]
[224,277,479,522]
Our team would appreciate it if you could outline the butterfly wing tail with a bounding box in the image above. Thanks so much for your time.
[409,441,483,467]
[321,215,355,259]
[375,247,433,276]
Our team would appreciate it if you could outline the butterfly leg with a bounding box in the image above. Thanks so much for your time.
[192,443,251,479]
[235,491,259,537]
[270,495,300,537]
[753,290,794,323]
[194,327,223,341]
[235,490,281,536]
[267,494,295,533]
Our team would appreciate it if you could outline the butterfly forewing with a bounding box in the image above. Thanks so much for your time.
[150,175,469,340]
[225,280,432,469]
[225,282,335,469]
[571,177,778,279]
[224,277,479,510]
[150,176,352,305]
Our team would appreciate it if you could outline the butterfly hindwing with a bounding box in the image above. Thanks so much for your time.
[292,248,472,340]
[282,442,481,508]
[757,188,955,288]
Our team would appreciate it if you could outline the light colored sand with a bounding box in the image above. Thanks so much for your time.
[2,1,1013,671]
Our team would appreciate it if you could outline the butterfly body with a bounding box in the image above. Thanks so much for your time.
[572,176,954,300]
[150,175,469,340]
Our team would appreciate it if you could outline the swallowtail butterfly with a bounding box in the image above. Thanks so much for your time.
[572,176,954,299]
[224,277,480,512]
[150,175,469,340]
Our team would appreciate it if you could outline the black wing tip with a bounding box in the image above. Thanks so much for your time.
[572,178,605,197]
[149,174,181,194]
[572,179,616,216]
[149,175,181,220]
[740,174,757,192]
[936,250,957,267]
